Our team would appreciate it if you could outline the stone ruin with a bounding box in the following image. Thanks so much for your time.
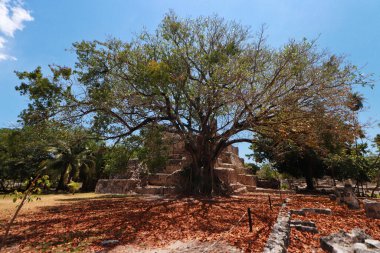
[364,200,380,219]
[95,135,257,195]
[320,228,380,253]
[334,184,361,209]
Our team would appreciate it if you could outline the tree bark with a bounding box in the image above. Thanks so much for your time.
[184,135,221,196]
[304,157,315,190]
[56,166,68,191]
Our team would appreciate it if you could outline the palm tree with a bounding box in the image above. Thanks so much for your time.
[45,141,96,191]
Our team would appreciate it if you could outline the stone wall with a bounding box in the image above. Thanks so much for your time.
[95,135,256,195]
[95,179,139,194]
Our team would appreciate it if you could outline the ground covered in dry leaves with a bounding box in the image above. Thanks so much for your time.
[0,194,280,253]
[287,195,380,253]
[1,193,379,252]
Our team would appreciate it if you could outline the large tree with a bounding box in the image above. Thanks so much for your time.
[15,13,368,195]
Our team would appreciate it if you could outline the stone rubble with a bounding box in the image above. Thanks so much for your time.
[335,184,361,209]
[364,200,380,219]
[320,228,380,253]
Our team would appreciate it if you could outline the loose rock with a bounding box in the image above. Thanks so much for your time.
[364,200,380,219]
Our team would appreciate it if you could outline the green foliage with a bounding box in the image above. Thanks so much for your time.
[0,126,56,190]
[11,175,50,203]
[245,163,260,174]
[67,181,81,194]
[14,12,372,194]
[256,164,280,180]
[0,124,102,193]
[324,142,373,183]
[104,135,142,176]
[137,125,170,173]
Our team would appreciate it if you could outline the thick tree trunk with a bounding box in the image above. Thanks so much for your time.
[304,157,315,190]
[186,151,218,195]
[184,135,222,196]
[56,166,68,192]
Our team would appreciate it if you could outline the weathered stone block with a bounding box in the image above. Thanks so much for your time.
[148,173,171,186]
[291,224,318,233]
[365,239,380,249]
[237,174,257,186]
[95,179,139,194]
[257,179,280,189]
[336,185,360,209]
[214,167,237,184]
[320,229,374,253]
[364,200,380,219]
[290,220,316,227]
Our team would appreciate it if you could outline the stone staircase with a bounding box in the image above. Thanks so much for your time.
[95,140,257,195]
[138,146,257,195]
[135,153,187,195]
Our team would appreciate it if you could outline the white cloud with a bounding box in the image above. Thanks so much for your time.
[0,52,16,60]
[0,0,33,37]
[0,36,5,48]
[0,0,33,61]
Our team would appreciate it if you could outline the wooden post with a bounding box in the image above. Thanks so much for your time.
[268,195,272,211]
[247,208,253,232]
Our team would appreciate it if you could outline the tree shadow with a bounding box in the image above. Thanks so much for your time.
[0,195,279,252]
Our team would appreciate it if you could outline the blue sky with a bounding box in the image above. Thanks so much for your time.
[0,0,379,158]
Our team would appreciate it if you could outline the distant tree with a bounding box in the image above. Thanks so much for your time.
[15,12,369,195]
[249,107,360,190]
[0,126,54,191]
[42,129,96,191]
[370,134,380,196]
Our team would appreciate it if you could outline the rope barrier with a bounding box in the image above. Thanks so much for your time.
[201,210,247,253]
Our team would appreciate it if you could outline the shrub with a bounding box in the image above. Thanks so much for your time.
[67,181,81,194]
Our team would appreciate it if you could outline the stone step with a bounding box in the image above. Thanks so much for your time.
[214,167,237,184]
[148,173,172,186]
[233,186,248,194]
[135,185,176,195]
[163,165,182,174]
[290,220,316,227]
[230,183,245,190]
[169,154,184,160]
[219,163,235,169]
[246,186,256,192]
[167,158,184,165]
[237,174,257,186]
[290,224,318,233]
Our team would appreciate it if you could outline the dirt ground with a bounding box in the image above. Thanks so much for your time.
[0,193,281,253]
[1,193,379,253]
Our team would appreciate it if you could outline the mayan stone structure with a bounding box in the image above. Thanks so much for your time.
[95,135,257,195]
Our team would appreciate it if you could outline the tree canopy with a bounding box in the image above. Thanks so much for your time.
[15,12,369,194]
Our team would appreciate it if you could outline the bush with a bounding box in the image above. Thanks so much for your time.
[67,181,81,194]
[257,164,279,180]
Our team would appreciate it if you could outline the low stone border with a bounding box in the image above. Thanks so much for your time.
[263,200,291,253]
[291,208,332,216]
[290,220,318,233]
